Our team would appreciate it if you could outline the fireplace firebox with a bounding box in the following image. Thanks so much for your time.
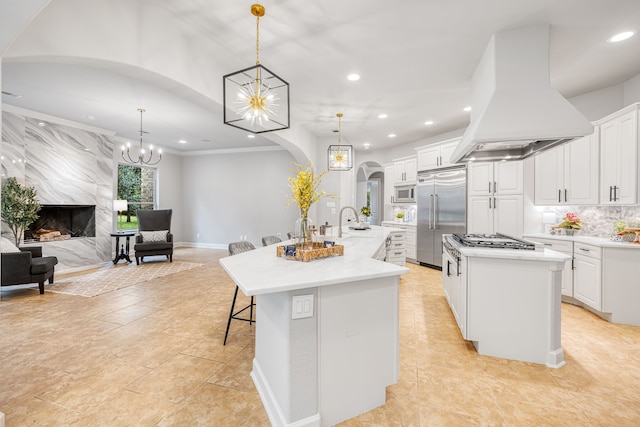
[25,205,96,242]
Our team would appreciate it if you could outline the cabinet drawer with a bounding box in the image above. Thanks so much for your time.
[387,248,406,258]
[574,242,602,259]
[389,235,405,244]
[535,238,573,253]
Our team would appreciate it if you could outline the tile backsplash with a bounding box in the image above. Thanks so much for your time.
[543,205,640,237]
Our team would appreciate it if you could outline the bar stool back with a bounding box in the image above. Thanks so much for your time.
[223,241,256,345]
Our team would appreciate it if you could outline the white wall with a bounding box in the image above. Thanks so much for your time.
[567,83,625,121]
[180,149,299,248]
[624,73,640,105]
[156,152,183,242]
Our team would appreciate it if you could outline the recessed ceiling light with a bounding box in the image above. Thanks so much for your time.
[424,120,435,126]
[463,106,472,112]
[247,134,255,138]
[608,31,636,43]
[363,142,371,149]
[179,140,187,144]
[388,133,396,138]
[378,114,388,119]
[38,122,46,127]
[347,73,361,81]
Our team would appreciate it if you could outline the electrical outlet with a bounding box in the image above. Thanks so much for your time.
[331,208,336,214]
[292,294,314,319]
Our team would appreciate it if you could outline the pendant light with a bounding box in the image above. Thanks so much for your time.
[121,108,162,166]
[223,4,290,134]
[328,113,353,171]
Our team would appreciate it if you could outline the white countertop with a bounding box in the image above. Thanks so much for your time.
[445,235,571,263]
[381,221,416,227]
[524,233,640,249]
[220,226,410,296]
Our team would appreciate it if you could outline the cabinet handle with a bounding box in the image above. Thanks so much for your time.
[609,186,613,202]
[558,189,562,203]
[543,243,552,246]
[579,247,590,252]
[494,197,496,209]
[493,181,497,194]
[488,182,491,193]
[614,186,618,201]
[564,189,568,203]
[571,258,575,270]
[489,197,492,209]
[447,260,451,277]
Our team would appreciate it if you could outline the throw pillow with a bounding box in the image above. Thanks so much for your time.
[140,230,168,242]
[0,236,21,253]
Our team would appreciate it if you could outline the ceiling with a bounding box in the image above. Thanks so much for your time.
[2,0,640,155]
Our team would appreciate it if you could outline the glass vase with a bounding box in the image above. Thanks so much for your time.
[295,215,314,250]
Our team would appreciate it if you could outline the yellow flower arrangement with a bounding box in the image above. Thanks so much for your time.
[286,162,332,218]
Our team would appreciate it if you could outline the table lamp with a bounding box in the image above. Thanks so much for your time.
[113,199,128,231]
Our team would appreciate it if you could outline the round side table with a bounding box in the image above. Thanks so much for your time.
[110,231,136,264]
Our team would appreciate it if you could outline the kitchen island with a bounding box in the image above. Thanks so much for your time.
[220,226,409,427]
[443,234,570,368]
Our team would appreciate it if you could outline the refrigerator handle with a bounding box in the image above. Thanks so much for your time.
[429,194,434,229]
[433,194,438,229]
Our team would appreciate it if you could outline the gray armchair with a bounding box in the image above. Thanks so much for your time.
[134,209,173,265]
[1,246,58,294]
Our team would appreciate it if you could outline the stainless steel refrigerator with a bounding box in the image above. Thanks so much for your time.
[417,166,466,268]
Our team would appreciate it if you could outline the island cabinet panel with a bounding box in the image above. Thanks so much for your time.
[219,226,408,427]
[529,237,574,297]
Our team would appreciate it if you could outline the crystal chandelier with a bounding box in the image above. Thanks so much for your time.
[328,113,353,171]
[223,4,290,134]
[121,108,162,166]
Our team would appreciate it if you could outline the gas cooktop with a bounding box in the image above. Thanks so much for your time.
[451,233,537,250]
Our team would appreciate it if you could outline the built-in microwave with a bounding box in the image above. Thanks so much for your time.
[394,185,415,203]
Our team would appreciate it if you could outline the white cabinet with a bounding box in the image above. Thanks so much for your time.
[573,242,602,311]
[597,105,639,205]
[534,132,599,205]
[442,250,466,338]
[385,229,406,266]
[416,138,460,171]
[468,194,523,236]
[468,160,523,236]
[468,161,523,196]
[531,237,574,296]
[383,222,416,261]
[393,156,417,185]
[384,164,394,205]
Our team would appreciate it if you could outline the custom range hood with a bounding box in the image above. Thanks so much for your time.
[451,25,593,163]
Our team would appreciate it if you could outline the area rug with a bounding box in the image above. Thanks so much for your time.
[47,261,204,297]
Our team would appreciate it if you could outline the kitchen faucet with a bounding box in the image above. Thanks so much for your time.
[338,206,360,238]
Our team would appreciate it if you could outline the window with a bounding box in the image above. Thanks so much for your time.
[117,164,157,230]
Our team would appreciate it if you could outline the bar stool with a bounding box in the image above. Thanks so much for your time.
[261,235,282,246]
[223,241,256,345]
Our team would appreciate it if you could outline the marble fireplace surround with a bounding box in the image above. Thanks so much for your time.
[25,204,96,241]
[1,110,115,271]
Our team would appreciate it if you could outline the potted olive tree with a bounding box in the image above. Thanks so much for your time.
[1,177,40,247]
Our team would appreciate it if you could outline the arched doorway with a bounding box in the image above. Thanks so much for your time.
[355,161,384,225]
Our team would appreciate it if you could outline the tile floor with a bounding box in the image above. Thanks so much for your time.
[1,247,639,426]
